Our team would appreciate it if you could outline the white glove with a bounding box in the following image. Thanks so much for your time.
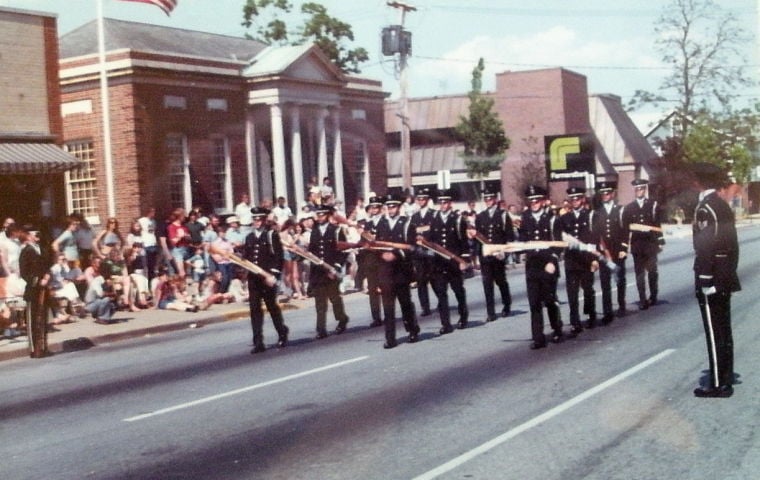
[544,262,556,275]
[701,286,717,296]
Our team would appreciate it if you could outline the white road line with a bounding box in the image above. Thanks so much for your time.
[412,349,675,480]
[123,355,370,422]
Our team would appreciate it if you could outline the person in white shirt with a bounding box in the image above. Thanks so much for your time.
[234,193,253,235]
[138,207,159,283]
[272,196,293,226]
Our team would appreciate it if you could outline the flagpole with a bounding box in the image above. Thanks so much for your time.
[97,0,116,219]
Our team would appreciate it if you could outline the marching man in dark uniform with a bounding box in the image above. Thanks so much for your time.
[691,163,740,398]
[590,181,628,322]
[358,195,384,328]
[244,207,289,354]
[469,186,514,321]
[308,205,349,339]
[558,187,596,333]
[409,188,435,316]
[19,227,50,358]
[428,189,470,333]
[622,179,664,309]
[374,193,420,348]
[519,185,564,349]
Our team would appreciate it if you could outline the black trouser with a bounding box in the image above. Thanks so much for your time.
[367,274,382,323]
[526,271,562,345]
[312,280,348,333]
[480,256,511,317]
[248,276,287,347]
[413,255,433,313]
[565,268,595,326]
[144,246,160,283]
[431,264,467,327]
[632,251,658,302]
[381,281,418,343]
[599,257,626,316]
[697,291,733,388]
[26,286,48,358]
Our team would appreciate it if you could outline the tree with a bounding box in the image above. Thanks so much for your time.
[242,1,369,74]
[455,58,510,179]
[508,134,546,203]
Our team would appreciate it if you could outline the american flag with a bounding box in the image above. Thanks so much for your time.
[118,0,178,16]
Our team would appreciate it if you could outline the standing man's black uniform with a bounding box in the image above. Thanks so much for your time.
[622,179,664,309]
[558,187,596,333]
[409,188,435,316]
[691,163,740,398]
[244,207,289,354]
[358,196,384,327]
[428,190,469,333]
[308,205,349,338]
[19,227,50,358]
[590,181,628,322]
[471,187,514,321]
[519,186,564,349]
[374,194,420,348]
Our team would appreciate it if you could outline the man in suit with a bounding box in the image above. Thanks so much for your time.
[590,181,628,322]
[691,163,740,398]
[374,193,420,348]
[19,227,50,358]
[470,187,514,321]
[409,188,435,316]
[308,205,349,339]
[622,179,664,309]
[244,207,289,354]
[519,185,564,349]
[428,189,470,333]
[558,187,597,333]
[356,195,384,327]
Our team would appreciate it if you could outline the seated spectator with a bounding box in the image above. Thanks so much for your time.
[227,269,249,303]
[101,248,141,312]
[48,253,81,323]
[84,274,117,324]
[152,269,199,312]
[94,217,124,259]
[197,270,234,308]
[187,246,207,284]
[124,246,151,309]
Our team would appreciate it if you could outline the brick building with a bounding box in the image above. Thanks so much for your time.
[58,19,387,227]
[0,7,81,238]
[386,67,659,207]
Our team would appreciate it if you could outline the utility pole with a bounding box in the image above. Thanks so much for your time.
[386,1,416,194]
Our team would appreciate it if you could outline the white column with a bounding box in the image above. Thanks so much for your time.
[290,105,305,209]
[245,109,258,205]
[270,103,288,200]
[331,108,345,204]
[316,107,329,184]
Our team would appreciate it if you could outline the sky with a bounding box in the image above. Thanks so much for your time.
[2,0,758,132]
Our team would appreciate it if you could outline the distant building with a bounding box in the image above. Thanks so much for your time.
[386,67,659,206]
[58,19,386,226]
[0,7,81,238]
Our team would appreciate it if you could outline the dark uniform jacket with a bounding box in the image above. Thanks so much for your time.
[590,202,627,257]
[410,207,436,240]
[374,215,417,284]
[559,208,596,271]
[308,222,346,286]
[19,244,49,302]
[474,207,514,256]
[243,227,284,277]
[519,209,562,279]
[622,198,664,255]
[429,210,468,263]
[693,191,741,293]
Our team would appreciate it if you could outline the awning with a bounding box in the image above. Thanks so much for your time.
[0,143,83,175]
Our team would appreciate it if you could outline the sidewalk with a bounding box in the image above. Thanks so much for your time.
[0,297,307,362]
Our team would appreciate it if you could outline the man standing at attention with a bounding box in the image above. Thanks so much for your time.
[409,188,435,317]
[691,163,740,398]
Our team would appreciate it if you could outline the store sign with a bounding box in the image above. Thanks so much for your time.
[544,134,595,182]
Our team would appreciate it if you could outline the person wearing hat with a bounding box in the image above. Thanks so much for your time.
[355,195,384,327]
[243,207,289,353]
[591,181,628,322]
[308,205,350,338]
[622,178,664,310]
[18,227,51,357]
[470,187,514,321]
[225,215,247,256]
[428,189,470,333]
[374,193,421,348]
[690,162,740,398]
[409,188,436,316]
[559,186,596,333]
[519,185,564,349]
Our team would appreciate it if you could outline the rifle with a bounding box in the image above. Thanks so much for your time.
[416,237,470,269]
[280,233,342,279]
[482,240,568,256]
[562,233,619,272]
[209,245,277,287]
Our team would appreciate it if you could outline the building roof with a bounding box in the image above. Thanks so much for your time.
[591,94,658,169]
[386,144,465,176]
[60,18,266,62]
[385,94,471,133]
[0,141,82,174]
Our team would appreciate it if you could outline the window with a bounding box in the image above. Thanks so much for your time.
[166,135,190,210]
[353,140,369,196]
[207,98,228,111]
[163,95,187,109]
[64,141,98,217]
[210,137,232,213]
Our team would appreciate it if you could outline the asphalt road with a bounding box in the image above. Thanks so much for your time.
[2,226,759,480]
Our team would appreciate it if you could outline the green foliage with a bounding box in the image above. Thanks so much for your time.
[455,59,510,179]
[242,0,368,73]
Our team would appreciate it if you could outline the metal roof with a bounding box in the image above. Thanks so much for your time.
[0,143,83,174]
[386,144,465,176]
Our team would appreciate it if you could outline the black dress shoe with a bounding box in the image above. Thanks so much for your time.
[694,385,733,398]
[277,335,288,348]
[335,320,349,334]
[569,325,583,336]
[420,309,432,317]
[501,308,511,317]
[530,342,546,350]
[585,319,596,329]
[485,315,497,322]
[251,344,266,354]
[383,340,397,349]
[457,320,468,329]
[315,330,329,339]
[616,307,627,318]
[439,324,454,335]
[369,319,383,328]
[408,325,420,343]
[551,332,564,343]
[638,300,649,310]
[601,314,614,325]
[649,297,658,306]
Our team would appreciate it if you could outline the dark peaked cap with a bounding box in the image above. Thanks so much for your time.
[524,185,547,199]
